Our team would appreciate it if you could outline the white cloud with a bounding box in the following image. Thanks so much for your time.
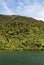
[35,17,44,21]
[37,7,44,17]
[18,2,24,6]
[16,0,44,20]
[0,0,16,15]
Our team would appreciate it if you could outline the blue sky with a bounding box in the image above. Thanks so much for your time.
[0,0,44,20]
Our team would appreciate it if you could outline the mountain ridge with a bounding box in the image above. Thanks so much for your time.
[0,14,44,51]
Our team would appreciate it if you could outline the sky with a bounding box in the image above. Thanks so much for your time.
[0,0,44,21]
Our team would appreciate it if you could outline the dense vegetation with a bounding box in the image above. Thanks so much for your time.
[0,14,44,51]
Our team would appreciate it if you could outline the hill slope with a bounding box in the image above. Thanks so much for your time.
[0,15,44,51]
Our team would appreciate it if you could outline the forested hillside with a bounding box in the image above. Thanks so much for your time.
[0,14,44,51]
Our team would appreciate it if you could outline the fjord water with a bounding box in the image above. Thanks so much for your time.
[0,51,44,65]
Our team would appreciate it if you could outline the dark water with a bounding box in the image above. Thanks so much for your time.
[0,51,44,65]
